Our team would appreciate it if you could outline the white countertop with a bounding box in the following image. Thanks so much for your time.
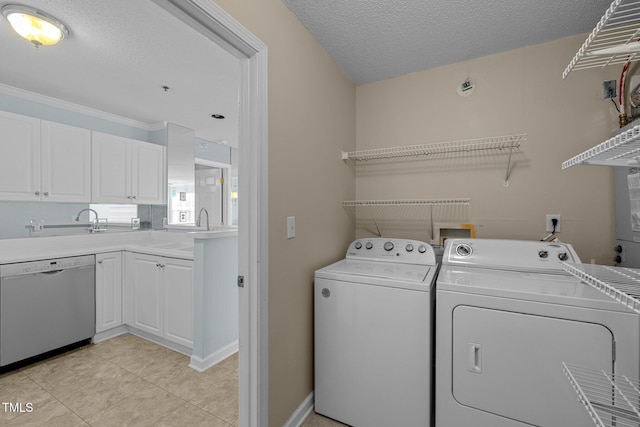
[0,229,238,264]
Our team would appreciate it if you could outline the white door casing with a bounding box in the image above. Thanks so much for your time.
[150,2,269,426]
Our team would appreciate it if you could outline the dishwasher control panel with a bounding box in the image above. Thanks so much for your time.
[0,255,95,278]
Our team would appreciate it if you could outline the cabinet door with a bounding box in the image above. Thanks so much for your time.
[91,131,131,203]
[131,140,165,205]
[95,252,123,333]
[41,121,91,202]
[163,258,194,348]
[0,111,40,201]
[127,253,163,337]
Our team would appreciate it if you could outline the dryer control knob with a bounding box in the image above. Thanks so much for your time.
[354,241,362,250]
[538,250,548,259]
[418,245,428,254]
[558,252,568,261]
[405,244,414,252]
[614,245,623,253]
[455,244,472,257]
[384,241,394,251]
[365,242,373,250]
[614,255,622,264]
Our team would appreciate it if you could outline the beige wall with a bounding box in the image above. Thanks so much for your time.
[211,1,356,425]
[205,2,623,423]
[356,34,620,263]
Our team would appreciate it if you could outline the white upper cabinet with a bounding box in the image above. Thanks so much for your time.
[41,121,91,202]
[0,111,40,201]
[0,111,90,202]
[92,131,165,204]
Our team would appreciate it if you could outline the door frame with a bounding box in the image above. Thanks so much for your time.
[152,1,269,426]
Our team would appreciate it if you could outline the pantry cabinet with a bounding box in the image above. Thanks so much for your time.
[91,131,165,205]
[0,111,91,202]
[125,252,193,348]
[95,252,123,333]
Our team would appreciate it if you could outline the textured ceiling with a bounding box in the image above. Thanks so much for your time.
[283,0,614,85]
[0,0,240,145]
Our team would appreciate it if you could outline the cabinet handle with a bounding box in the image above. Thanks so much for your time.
[97,260,103,264]
[35,191,40,196]
[43,192,49,196]
[132,195,137,199]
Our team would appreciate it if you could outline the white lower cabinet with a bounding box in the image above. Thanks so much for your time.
[95,252,123,333]
[125,252,193,349]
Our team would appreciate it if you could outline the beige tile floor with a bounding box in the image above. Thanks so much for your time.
[301,411,349,426]
[0,334,352,427]
[0,334,238,426]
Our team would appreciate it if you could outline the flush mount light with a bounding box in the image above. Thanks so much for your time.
[2,4,69,47]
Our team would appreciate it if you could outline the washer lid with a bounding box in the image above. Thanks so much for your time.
[316,258,434,284]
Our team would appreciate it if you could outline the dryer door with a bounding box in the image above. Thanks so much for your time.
[452,306,613,427]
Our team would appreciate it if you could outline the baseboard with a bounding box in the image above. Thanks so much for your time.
[92,325,129,344]
[282,391,314,427]
[126,327,192,356]
[189,340,239,372]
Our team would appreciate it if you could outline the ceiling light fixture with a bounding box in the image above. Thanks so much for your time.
[2,4,69,47]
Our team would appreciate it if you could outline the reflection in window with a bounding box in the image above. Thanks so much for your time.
[90,204,137,225]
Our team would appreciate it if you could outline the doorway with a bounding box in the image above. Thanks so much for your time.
[151,1,269,426]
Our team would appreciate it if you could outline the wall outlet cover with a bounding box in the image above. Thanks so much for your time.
[546,214,562,233]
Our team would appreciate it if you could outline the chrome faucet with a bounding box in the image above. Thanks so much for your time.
[197,208,211,231]
[75,208,99,223]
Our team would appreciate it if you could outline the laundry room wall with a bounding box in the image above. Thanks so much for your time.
[210,1,356,425]
[356,34,620,264]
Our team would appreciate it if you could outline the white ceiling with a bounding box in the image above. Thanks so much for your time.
[0,0,240,145]
[283,0,614,85]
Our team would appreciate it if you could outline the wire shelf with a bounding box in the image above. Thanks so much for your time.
[563,363,640,427]
[563,0,640,79]
[342,198,471,207]
[562,124,640,169]
[561,262,640,314]
[341,134,525,162]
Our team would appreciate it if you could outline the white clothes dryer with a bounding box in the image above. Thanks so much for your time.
[435,239,640,427]
[315,238,438,427]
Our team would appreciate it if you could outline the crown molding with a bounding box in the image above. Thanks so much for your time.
[0,83,154,130]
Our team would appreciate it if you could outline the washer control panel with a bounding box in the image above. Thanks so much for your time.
[443,239,581,272]
[346,238,436,265]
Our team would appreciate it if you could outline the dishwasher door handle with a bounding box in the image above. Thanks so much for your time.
[39,270,66,276]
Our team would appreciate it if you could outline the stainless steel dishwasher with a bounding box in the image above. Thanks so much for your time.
[0,255,95,367]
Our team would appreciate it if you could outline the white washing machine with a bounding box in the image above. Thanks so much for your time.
[435,239,640,427]
[315,238,438,427]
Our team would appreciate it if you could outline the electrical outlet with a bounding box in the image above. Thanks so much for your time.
[603,80,617,99]
[546,214,562,233]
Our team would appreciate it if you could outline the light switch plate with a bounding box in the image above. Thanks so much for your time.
[287,216,295,239]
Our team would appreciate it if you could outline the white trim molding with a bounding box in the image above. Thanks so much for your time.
[0,83,154,130]
[282,392,315,427]
[189,340,239,372]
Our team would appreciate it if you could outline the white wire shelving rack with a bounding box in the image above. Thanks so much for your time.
[341,134,526,187]
[563,0,640,79]
[563,363,640,427]
[560,262,640,427]
[343,198,471,241]
[563,124,640,169]
[342,199,471,208]
[561,262,640,314]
